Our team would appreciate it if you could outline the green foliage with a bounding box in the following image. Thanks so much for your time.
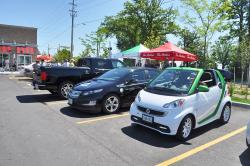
[229,84,234,97]
[80,32,109,58]
[211,36,235,69]
[53,49,71,63]
[239,37,250,71]
[177,29,204,66]
[98,0,178,51]
[181,0,231,63]
[227,0,249,43]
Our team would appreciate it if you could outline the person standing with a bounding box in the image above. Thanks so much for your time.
[32,60,40,89]
[62,60,70,67]
[4,58,10,71]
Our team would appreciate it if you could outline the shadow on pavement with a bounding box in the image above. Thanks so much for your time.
[121,120,224,148]
[190,120,224,139]
[60,106,128,119]
[121,125,187,148]
[239,148,250,166]
[16,94,64,104]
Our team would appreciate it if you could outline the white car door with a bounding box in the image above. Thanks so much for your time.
[195,71,222,125]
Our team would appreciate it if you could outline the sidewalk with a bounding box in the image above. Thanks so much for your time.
[0,71,22,75]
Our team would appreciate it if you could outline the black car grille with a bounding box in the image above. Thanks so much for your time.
[137,105,165,116]
[131,115,170,133]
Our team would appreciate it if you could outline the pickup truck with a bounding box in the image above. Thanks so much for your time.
[34,58,126,98]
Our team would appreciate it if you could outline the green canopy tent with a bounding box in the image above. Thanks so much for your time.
[112,44,149,66]
[121,44,149,58]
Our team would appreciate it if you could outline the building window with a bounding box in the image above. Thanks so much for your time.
[17,54,32,66]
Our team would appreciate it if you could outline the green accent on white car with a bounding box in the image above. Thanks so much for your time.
[130,67,231,141]
[198,70,226,124]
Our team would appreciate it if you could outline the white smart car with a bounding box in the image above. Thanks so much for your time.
[247,121,250,147]
[130,67,231,141]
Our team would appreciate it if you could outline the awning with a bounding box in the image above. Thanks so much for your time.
[0,46,12,53]
[36,55,52,62]
[140,42,198,62]
[16,46,35,55]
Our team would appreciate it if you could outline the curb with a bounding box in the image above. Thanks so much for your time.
[232,101,250,109]
[0,72,22,76]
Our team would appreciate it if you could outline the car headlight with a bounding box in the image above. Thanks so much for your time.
[163,99,185,109]
[135,92,141,102]
[70,90,82,98]
[83,89,103,96]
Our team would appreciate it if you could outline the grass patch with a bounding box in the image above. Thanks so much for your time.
[232,96,250,104]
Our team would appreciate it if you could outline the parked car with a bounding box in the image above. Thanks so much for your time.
[33,58,126,98]
[218,69,233,82]
[130,67,231,141]
[21,63,35,77]
[68,67,160,114]
[247,120,250,148]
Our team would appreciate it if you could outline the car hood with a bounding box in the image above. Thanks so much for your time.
[137,90,184,110]
[73,79,115,91]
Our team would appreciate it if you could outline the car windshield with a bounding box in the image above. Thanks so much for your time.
[97,68,130,81]
[146,69,198,96]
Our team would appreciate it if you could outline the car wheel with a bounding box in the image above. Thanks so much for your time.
[58,81,74,99]
[48,90,58,95]
[220,104,231,124]
[176,115,193,141]
[102,94,120,114]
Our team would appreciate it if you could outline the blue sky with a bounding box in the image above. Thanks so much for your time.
[1,0,210,56]
[1,0,128,55]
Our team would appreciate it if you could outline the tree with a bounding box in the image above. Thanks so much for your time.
[181,0,230,67]
[239,37,250,88]
[177,28,204,66]
[80,32,109,58]
[211,36,234,69]
[53,49,71,62]
[98,0,178,51]
[227,0,249,43]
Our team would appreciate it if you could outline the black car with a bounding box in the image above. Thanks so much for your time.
[33,58,126,99]
[67,67,160,114]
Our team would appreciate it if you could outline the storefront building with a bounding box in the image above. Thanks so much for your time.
[0,24,38,69]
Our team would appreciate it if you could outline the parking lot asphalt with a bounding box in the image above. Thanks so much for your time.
[0,75,250,166]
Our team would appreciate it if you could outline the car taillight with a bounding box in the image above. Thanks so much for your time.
[41,72,47,81]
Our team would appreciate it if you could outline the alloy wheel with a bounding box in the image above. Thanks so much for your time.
[105,96,119,113]
[182,117,192,138]
[61,83,73,98]
[223,105,231,122]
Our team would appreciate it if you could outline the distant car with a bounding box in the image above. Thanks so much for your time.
[68,67,159,114]
[218,69,233,82]
[20,63,35,77]
[247,120,250,148]
[130,67,231,141]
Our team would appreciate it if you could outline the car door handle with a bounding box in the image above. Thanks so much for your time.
[218,82,222,89]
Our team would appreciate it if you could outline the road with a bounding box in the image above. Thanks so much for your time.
[0,75,249,166]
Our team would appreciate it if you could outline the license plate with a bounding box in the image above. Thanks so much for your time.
[68,98,73,105]
[142,114,153,123]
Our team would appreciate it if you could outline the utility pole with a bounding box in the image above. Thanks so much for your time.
[47,44,50,55]
[69,0,77,58]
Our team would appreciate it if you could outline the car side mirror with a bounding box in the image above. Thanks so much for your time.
[198,85,209,92]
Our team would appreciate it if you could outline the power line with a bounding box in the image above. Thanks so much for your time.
[38,18,105,52]
[69,0,77,58]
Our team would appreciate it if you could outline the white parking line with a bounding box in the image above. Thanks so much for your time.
[44,100,67,105]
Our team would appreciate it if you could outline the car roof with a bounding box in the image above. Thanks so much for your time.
[167,67,203,72]
[124,67,159,71]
